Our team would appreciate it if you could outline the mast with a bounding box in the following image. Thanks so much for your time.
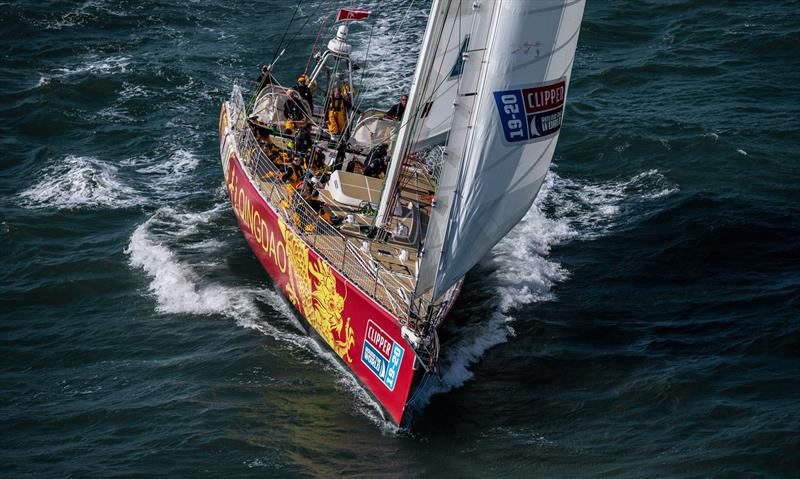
[374,0,447,229]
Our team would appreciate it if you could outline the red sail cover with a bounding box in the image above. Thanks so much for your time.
[337,8,370,22]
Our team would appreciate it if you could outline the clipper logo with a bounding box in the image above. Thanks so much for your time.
[361,320,405,391]
[493,79,566,143]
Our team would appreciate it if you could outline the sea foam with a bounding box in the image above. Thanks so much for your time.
[126,206,254,313]
[127,204,406,429]
[56,55,131,77]
[19,155,141,209]
[135,149,199,180]
[419,168,679,406]
[126,206,316,344]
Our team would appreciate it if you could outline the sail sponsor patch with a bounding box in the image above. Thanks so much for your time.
[361,320,404,391]
[493,79,566,143]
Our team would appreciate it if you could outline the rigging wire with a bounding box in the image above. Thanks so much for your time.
[270,0,304,66]
[376,0,459,231]
[249,1,325,110]
[305,13,330,75]
[345,0,418,222]
[284,6,318,53]
[356,21,375,89]
[247,0,301,111]
[252,2,426,189]
[349,0,418,119]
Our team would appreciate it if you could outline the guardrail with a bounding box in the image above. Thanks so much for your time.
[228,85,414,323]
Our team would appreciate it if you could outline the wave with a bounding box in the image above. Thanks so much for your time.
[120,146,202,199]
[19,155,142,209]
[126,206,302,342]
[42,10,95,30]
[97,105,134,123]
[546,168,679,238]
[415,168,679,408]
[127,211,249,316]
[126,205,398,427]
[134,149,200,185]
[119,82,153,100]
[55,55,131,77]
[40,0,129,30]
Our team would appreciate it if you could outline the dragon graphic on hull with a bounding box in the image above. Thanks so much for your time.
[278,220,355,362]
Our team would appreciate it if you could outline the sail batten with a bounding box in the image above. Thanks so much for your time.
[415,0,586,301]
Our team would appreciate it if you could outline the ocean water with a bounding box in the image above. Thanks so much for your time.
[2,0,799,477]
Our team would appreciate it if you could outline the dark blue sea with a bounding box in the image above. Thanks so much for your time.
[2,0,799,477]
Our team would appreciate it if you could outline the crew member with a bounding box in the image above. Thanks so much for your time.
[251,121,270,144]
[333,142,347,171]
[309,146,326,172]
[283,89,305,132]
[300,183,322,210]
[363,143,389,178]
[282,156,304,184]
[326,87,351,138]
[295,75,314,114]
[271,150,289,166]
[294,124,312,156]
[301,185,342,226]
[256,65,276,92]
[386,94,407,120]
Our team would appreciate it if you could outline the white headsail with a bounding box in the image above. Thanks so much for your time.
[411,0,477,149]
[376,0,487,230]
[415,0,586,300]
[374,0,449,229]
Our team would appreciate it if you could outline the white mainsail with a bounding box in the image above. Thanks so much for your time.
[414,0,586,300]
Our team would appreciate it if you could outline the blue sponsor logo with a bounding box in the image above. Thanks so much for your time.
[493,90,529,142]
[361,320,405,391]
[494,79,567,143]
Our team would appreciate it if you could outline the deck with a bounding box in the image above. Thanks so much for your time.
[235,118,437,324]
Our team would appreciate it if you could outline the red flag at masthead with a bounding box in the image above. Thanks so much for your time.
[336,8,371,22]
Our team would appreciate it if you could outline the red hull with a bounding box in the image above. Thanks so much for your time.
[220,105,418,424]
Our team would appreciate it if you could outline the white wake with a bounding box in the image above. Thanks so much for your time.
[416,168,679,406]
[126,205,397,429]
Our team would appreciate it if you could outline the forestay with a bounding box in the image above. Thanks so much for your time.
[415,0,586,300]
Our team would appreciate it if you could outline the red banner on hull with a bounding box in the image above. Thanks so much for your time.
[222,150,416,424]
